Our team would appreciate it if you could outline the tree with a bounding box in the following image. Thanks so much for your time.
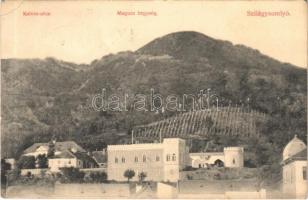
[47,141,55,157]
[36,154,48,168]
[138,172,147,183]
[1,159,11,172]
[17,156,35,169]
[1,159,11,188]
[123,169,135,182]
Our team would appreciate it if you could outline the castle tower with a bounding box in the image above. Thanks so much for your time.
[223,147,244,168]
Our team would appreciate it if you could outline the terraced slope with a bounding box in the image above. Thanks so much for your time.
[133,107,266,139]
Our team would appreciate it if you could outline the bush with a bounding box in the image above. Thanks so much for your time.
[138,172,147,183]
[60,167,85,183]
[186,174,193,180]
[182,166,196,171]
[88,171,107,183]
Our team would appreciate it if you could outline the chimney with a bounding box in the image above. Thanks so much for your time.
[71,147,77,153]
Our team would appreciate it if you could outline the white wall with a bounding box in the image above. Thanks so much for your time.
[157,182,178,198]
[283,160,307,199]
[190,154,225,168]
[48,158,79,172]
[294,161,307,198]
[224,147,244,168]
[163,138,186,182]
[107,146,164,181]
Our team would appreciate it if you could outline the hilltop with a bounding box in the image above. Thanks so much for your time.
[1,31,306,167]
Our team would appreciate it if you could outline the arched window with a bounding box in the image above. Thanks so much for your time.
[303,167,307,180]
[135,157,138,162]
[214,159,224,167]
[172,154,176,161]
[232,158,235,164]
[115,157,118,163]
[143,155,146,162]
[166,154,170,161]
[122,157,125,163]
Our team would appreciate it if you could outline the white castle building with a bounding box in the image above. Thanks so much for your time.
[107,138,190,182]
[281,135,307,199]
[190,147,244,168]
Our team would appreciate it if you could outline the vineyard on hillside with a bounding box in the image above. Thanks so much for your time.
[133,107,267,140]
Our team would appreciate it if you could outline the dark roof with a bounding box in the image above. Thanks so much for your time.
[73,152,99,167]
[50,150,75,159]
[282,148,307,165]
[23,141,86,154]
[92,151,107,164]
[292,149,307,160]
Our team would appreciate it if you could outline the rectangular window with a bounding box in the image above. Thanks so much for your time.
[303,167,307,180]
[166,154,170,161]
[156,156,160,162]
[172,154,176,161]
[135,157,138,162]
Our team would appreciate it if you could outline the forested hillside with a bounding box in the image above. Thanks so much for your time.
[1,31,306,174]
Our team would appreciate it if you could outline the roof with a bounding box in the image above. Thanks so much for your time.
[92,151,107,163]
[283,135,306,161]
[282,148,307,165]
[50,150,76,159]
[292,149,307,160]
[73,152,97,165]
[23,141,86,154]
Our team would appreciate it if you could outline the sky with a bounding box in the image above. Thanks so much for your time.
[1,1,307,68]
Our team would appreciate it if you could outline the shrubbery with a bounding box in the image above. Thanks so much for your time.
[85,172,107,183]
[60,167,85,183]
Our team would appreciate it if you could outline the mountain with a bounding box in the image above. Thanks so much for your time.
[1,31,306,165]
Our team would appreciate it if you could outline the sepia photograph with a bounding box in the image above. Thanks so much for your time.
[1,0,307,199]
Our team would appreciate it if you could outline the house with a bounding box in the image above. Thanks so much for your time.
[281,135,307,199]
[92,150,107,168]
[49,149,98,172]
[190,147,244,168]
[107,138,190,182]
[22,140,97,172]
[23,140,86,157]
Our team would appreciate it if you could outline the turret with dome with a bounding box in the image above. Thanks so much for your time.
[282,135,306,161]
[281,134,307,199]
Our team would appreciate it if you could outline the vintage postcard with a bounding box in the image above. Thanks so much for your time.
[1,0,307,199]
